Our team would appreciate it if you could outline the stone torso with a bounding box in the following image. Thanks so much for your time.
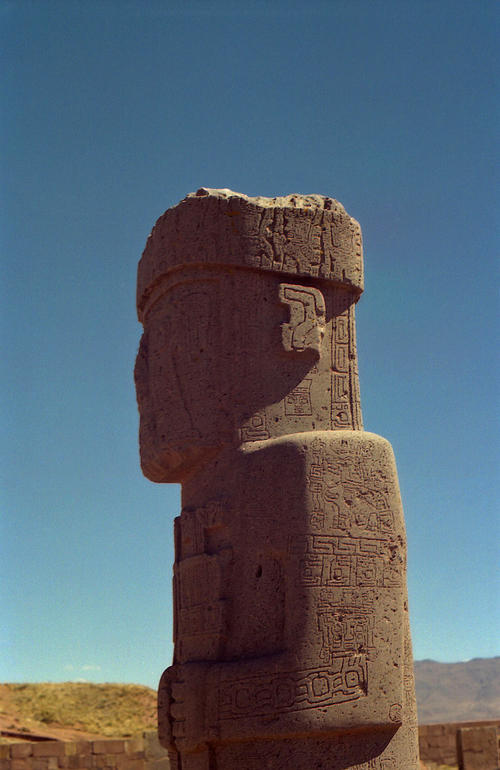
[135,189,419,769]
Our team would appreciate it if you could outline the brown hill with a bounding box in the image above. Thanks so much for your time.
[0,683,156,742]
[414,657,500,723]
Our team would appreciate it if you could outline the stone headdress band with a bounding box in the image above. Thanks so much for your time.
[137,188,363,322]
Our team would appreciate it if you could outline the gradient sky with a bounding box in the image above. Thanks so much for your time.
[1,0,498,690]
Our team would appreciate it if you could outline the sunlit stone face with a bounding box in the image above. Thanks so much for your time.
[134,266,336,483]
[135,273,229,483]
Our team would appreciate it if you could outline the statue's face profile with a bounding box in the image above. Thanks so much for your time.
[135,266,331,483]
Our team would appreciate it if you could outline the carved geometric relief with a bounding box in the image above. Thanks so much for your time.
[334,372,350,402]
[217,657,367,721]
[240,410,270,442]
[178,501,228,559]
[279,283,326,357]
[285,379,313,415]
[330,294,365,431]
[290,534,401,589]
[335,344,349,372]
[309,511,327,531]
[335,315,349,343]
[331,214,356,259]
[305,455,395,540]
[332,404,353,429]
[176,554,222,608]
[174,552,231,662]
[332,371,353,429]
[318,604,374,662]
[355,557,380,587]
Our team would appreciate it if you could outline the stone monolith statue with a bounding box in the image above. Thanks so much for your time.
[135,188,420,769]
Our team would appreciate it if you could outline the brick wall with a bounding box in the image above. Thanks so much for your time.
[419,720,500,767]
[457,725,500,770]
[0,733,170,770]
[2,723,500,769]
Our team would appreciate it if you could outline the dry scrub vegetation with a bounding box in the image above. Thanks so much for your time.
[0,683,157,738]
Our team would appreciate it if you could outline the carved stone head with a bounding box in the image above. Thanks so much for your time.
[135,189,364,482]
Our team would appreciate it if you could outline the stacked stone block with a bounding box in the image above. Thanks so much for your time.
[418,721,500,768]
[0,734,170,770]
[457,725,500,770]
[418,723,462,767]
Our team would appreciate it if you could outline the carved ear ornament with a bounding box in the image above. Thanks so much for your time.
[279,283,326,358]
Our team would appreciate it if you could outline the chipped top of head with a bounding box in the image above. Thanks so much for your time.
[188,187,349,211]
[137,188,363,322]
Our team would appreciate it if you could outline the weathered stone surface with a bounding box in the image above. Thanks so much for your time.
[10,761,32,770]
[135,190,363,484]
[91,742,125,756]
[32,746,66,759]
[140,734,164,761]
[457,725,500,770]
[9,748,34,760]
[137,188,363,323]
[135,189,419,768]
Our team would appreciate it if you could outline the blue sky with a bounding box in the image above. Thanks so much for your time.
[1,0,498,689]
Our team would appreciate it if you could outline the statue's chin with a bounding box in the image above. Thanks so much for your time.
[140,442,222,484]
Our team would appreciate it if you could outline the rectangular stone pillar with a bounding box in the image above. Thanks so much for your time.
[135,188,420,769]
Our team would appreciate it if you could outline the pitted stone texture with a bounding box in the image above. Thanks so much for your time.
[156,432,418,769]
[135,190,419,768]
[137,188,363,321]
[135,266,362,483]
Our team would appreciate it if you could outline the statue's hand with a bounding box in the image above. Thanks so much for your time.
[158,663,213,752]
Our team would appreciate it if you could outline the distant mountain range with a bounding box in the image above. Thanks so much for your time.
[414,657,500,723]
